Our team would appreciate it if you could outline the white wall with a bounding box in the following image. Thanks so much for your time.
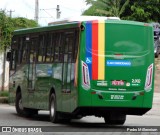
[0,52,9,91]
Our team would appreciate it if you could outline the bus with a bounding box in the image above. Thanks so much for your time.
[7,16,154,125]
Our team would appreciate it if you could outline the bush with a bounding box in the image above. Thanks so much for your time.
[0,91,9,97]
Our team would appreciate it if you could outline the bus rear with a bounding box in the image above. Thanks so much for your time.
[78,20,154,124]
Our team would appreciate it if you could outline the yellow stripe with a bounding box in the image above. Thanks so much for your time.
[98,20,105,80]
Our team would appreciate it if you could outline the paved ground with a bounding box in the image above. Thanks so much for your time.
[154,57,160,93]
[145,58,160,116]
[146,93,160,116]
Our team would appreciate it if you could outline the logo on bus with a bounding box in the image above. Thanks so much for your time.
[111,80,125,86]
[86,57,92,64]
[145,63,153,92]
[82,61,90,90]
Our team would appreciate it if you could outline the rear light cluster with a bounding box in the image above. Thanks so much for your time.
[145,64,153,92]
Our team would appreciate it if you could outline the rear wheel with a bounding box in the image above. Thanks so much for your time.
[15,93,25,116]
[49,94,60,123]
[16,92,38,117]
[104,113,126,125]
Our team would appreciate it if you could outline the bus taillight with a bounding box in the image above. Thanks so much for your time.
[145,63,153,92]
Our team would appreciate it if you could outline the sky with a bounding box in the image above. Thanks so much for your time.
[0,0,88,26]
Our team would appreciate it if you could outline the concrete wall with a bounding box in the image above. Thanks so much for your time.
[0,52,9,91]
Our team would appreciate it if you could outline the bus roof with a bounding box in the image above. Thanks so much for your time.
[13,18,150,36]
[48,16,120,25]
[13,22,80,35]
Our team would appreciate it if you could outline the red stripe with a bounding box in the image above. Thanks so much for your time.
[92,21,98,80]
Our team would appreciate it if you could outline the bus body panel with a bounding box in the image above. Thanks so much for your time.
[9,24,80,113]
[78,20,154,114]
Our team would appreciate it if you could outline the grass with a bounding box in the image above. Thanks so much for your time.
[0,91,9,97]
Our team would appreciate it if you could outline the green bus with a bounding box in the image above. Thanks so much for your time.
[8,16,154,125]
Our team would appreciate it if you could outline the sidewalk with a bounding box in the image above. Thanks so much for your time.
[0,96,8,103]
[146,92,160,116]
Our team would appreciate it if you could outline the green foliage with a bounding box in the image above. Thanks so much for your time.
[12,17,39,30]
[0,91,9,97]
[0,10,39,50]
[123,0,160,22]
[83,0,129,18]
[83,0,160,23]
[83,5,103,16]
[0,11,13,50]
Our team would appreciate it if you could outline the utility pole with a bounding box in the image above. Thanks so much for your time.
[7,10,15,18]
[35,0,39,23]
[56,5,61,19]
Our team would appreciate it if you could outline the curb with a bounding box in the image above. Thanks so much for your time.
[0,97,8,104]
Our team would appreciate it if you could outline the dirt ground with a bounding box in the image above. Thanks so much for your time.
[154,57,160,93]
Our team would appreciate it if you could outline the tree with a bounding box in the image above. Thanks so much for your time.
[0,11,13,50]
[0,11,39,50]
[83,0,129,18]
[0,10,39,91]
[83,0,160,23]
[123,0,160,22]
[12,17,39,30]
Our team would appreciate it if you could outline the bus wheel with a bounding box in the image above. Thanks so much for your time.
[49,94,60,123]
[104,113,126,125]
[15,92,24,116]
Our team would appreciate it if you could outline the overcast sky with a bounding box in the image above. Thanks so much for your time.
[0,0,88,26]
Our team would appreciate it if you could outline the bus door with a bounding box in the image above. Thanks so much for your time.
[61,32,75,112]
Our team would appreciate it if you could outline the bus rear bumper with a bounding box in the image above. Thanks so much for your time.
[72,107,151,117]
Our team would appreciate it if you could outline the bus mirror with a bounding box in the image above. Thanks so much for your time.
[6,52,11,61]
[81,25,85,31]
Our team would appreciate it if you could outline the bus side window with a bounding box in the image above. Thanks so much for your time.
[45,34,51,62]
[10,50,16,70]
[72,30,79,62]
[29,37,38,63]
[62,31,76,92]
[54,33,63,62]
[37,35,45,63]
[10,36,19,71]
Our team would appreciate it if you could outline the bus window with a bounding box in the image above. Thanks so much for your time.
[54,33,63,63]
[10,36,19,71]
[45,34,52,62]
[29,37,38,63]
[62,31,76,93]
[37,35,45,63]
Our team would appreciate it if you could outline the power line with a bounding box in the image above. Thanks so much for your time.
[40,5,61,19]
[40,8,56,10]
[40,9,55,19]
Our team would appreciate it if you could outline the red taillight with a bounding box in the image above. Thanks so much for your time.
[145,64,153,92]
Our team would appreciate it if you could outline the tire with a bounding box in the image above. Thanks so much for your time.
[15,93,25,116]
[104,113,126,125]
[49,94,60,123]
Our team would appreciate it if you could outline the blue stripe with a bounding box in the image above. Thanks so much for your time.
[86,22,92,79]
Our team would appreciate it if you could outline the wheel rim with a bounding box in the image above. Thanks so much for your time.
[19,98,23,110]
[50,100,55,117]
